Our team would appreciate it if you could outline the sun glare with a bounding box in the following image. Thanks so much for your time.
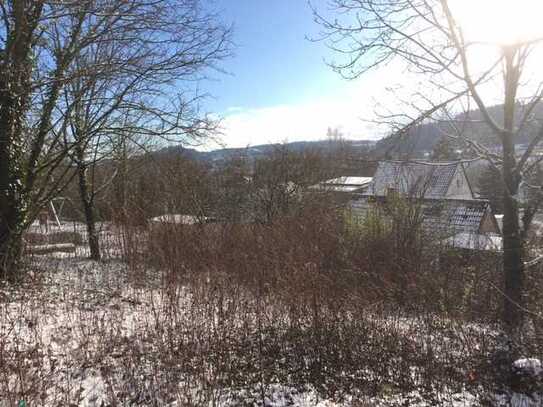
[450,0,543,45]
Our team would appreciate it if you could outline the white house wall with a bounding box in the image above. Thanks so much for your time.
[445,167,473,199]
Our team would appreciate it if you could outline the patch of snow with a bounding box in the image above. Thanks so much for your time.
[79,370,107,407]
[150,214,210,225]
[513,358,542,376]
[494,392,543,407]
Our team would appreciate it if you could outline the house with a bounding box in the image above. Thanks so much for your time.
[351,161,502,251]
[367,160,473,199]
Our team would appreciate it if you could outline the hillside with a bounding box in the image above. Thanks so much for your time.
[375,103,543,156]
[156,139,377,165]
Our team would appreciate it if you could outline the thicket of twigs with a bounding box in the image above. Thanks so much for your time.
[1,194,542,405]
[112,196,542,403]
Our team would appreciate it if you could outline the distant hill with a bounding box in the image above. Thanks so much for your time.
[156,103,543,163]
[374,103,543,157]
[156,139,377,165]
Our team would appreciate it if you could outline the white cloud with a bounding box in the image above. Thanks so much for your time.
[213,65,407,149]
[217,100,375,148]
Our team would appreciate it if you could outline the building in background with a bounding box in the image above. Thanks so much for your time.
[350,161,501,251]
[310,176,373,204]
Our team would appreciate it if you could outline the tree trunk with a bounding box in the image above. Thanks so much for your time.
[0,99,26,276]
[76,157,101,261]
[0,2,44,278]
[0,205,25,278]
[502,173,524,331]
[113,138,128,224]
[0,75,30,277]
[501,47,524,333]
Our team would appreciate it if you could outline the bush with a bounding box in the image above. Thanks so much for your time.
[109,197,540,403]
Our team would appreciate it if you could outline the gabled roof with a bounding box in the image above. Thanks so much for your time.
[369,161,465,199]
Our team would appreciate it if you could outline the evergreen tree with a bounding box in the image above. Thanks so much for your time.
[478,165,504,214]
[431,137,458,161]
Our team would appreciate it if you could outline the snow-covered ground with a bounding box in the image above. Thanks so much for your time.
[0,231,541,406]
[1,256,356,406]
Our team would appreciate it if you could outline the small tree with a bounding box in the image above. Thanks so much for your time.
[478,165,505,214]
[213,154,254,223]
[431,137,458,161]
[252,146,332,223]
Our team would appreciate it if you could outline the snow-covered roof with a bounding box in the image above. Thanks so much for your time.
[311,176,373,193]
[149,214,209,225]
[369,161,464,198]
[326,176,373,186]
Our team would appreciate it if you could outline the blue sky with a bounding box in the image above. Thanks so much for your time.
[205,0,342,112]
[196,1,543,149]
[200,0,400,149]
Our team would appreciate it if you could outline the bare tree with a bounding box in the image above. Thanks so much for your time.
[63,21,225,259]
[252,146,332,223]
[0,0,231,273]
[313,0,543,333]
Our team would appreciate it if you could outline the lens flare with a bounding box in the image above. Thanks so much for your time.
[450,0,543,45]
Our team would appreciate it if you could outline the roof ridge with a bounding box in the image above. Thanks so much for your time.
[380,160,460,166]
